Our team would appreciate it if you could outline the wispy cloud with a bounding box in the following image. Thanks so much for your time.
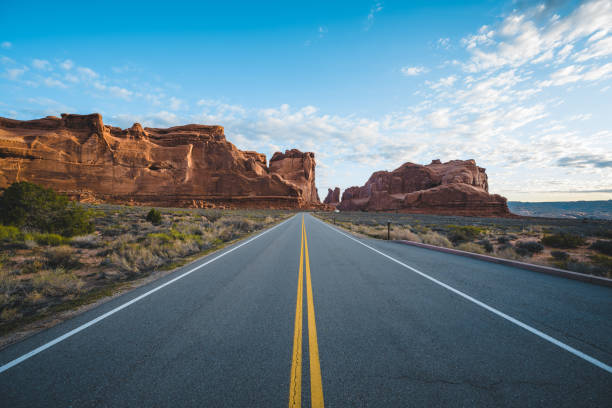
[400,66,428,76]
[365,1,383,31]
[0,41,11,50]
[32,59,51,70]
[59,60,74,70]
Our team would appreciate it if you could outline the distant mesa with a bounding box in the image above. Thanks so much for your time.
[337,159,511,217]
[0,113,322,209]
[323,187,341,206]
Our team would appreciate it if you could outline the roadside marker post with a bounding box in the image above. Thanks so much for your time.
[387,221,391,240]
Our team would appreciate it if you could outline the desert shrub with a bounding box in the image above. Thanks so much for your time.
[0,225,23,243]
[0,182,93,237]
[447,225,485,243]
[108,243,164,275]
[392,228,422,242]
[44,246,80,269]
[146,208,163,225]
[455,242,487,254]
[590,254,612,276]
[477,239,494,253]
[0,269,20,304]
[70,234,101,249]
[565,261,609,277]
[494,246,522,260]
[147,232,174,244]
[590,240,612,256]
[32,233,68,246]
[19,257,45,275]
[421,231,452,248]
[541,233,586,249]
[550,250,570,261]
[515,241,544,257]
[594,229,612,239]
[356,225,386,239]
[497,236,510,244]
[217,216,258,233]
[31,267,84,297]
[0,307,22,322]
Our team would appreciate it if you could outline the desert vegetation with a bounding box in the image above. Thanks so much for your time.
[0,182,290,336]
[315,211,612,278]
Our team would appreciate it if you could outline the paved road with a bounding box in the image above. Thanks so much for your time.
[1,213,611,407]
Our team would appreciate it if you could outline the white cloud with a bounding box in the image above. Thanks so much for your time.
[169,96,186,111]
[92,81,132,100]
[427,108,451,128]
[401,66,428,76]
[77,66,98,79]
[4,67,27,80]
[461,25,495,49]
[108,86,132,100]
[539,63,612,86]
[32,59,51,70]
[60,59,74,70]
[365,1,383,31]
[574,35,612,62]
[463,0,612,72]
[318,26,328,38]
[43,77,66,88]
[0,41,11,49]
[429,75,457,89]
[112,111,180,128]
[437,38,450,49]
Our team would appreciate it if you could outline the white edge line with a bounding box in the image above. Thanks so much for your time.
[0,215,297,374]
[311,215,612,374]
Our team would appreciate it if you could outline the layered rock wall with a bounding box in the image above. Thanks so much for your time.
[323,187,341,206]
[0,114,321,209]
[338,159,510,216]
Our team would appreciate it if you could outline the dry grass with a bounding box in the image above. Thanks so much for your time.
[455,242,487,255]
[0,205,291,334]
[421,231,453,248]
[315,211,610,276]
[392,227,422,242]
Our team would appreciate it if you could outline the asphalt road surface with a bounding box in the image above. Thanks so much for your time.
[1,214,611,407]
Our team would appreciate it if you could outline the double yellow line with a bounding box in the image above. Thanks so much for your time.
[289,216,324,408]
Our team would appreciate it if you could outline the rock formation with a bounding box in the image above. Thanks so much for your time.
[0,113,322,209]
[269,149,320,204]
[338,159,510,216]
[323,187,341,206]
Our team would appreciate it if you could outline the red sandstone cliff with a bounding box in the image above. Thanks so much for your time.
[323,187,341,206]
[0,113,321,209]
[338,159,510,216]
[269,149,320,204]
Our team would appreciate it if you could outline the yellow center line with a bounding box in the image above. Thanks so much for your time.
[304,219,325,408]
[289,218,304,408]
[289,215,325,408]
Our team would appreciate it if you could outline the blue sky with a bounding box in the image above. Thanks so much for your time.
[1,0,611,201]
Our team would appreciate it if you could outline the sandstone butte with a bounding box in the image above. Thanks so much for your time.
[336,159,511,217]
[323,187,341,206]
[0,113,322,209]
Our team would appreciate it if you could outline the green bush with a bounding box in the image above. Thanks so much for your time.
[32,233,68,246]
[447,225,485,243]
[146,208,162,225]
[0,182,93,237]
[44,246,80,269]
[0,225,23,243]
[515,241,544,257]
[590,240,612,256]
[550,250,569,261]
[541,233,586,249]
[455,242,487,254]
[477,239,493,253]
